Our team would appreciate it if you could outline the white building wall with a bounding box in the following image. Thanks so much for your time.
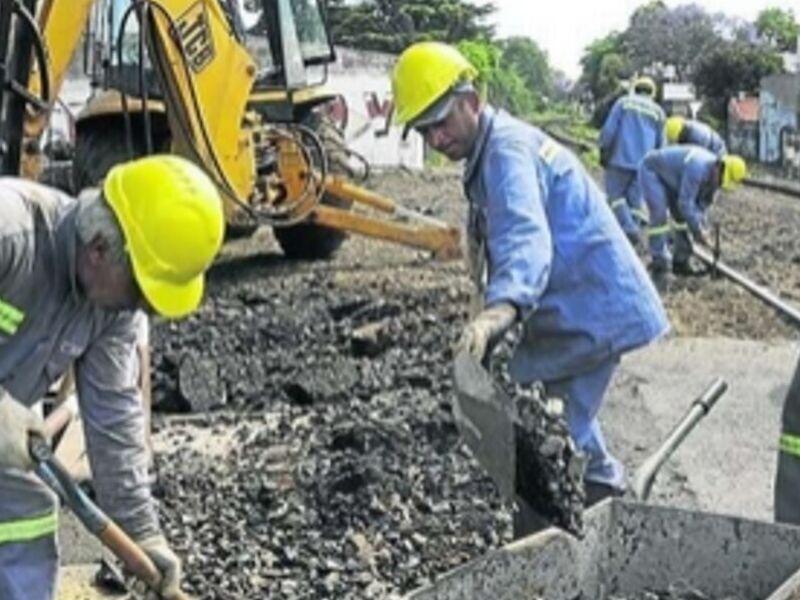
[326,46,424,169]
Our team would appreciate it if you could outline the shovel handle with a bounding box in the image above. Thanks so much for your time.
[29,436,195,600]
[95,522,195,600]
[42,400,76,439]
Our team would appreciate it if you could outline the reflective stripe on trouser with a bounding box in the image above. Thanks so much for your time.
[775,351,800,524]
[605,167,643,236]
[0,511,57,545]
[0,298,25,336]
[0,533,58,600]
[544,355,625,490]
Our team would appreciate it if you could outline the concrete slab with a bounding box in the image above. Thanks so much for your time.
[603,336,799,521]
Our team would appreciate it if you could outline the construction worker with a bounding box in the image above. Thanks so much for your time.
[665,115,727,158]
[391,43,669,520]
[776,358,800,525]
[598,76,665,245]
[0,155,224,600]
[638,146,746,283]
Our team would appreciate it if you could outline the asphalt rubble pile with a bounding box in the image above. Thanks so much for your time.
[149,270,513,598]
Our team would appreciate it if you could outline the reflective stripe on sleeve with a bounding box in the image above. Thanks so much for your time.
[780,433,800,458]
[610,198,627,209]
[539,139,561,164]
[0,299,24,335]
[0,511,58,545]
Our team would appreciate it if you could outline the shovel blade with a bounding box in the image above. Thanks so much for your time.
[452,351,517,501]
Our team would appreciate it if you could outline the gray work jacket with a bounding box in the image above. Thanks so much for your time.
[0,178,158,540]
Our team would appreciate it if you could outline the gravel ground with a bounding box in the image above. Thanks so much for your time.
[144,166,800,599]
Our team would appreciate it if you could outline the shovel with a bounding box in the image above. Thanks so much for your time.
[29,435,195,600]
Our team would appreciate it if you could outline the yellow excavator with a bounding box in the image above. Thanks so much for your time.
[0,0,460,259]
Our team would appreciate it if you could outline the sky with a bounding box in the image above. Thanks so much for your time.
[485,0,799,80]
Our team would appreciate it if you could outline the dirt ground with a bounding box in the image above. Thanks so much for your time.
[142,166,800,599]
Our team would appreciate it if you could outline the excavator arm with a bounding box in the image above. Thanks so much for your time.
[3,0,461,259]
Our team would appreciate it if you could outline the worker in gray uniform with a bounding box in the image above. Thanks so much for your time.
[0,154,225,600]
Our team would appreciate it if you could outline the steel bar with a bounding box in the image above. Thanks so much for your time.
[693,245,800,327]
[743,176,800,199]
[631,378,728,501]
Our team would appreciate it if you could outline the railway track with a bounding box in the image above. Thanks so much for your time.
[541,124,800,199]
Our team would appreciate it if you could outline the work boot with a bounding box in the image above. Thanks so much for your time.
[584,481,624,508]
[672,258,708,277]
[648,263,673,293]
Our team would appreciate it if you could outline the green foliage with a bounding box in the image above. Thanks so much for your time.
[499,37,553,100]
[756,7,799,52]
[579,33,629,101]
[692,39,783,123]
[326,0,561,120]
[326,0,495,54]
[457,37,547,116]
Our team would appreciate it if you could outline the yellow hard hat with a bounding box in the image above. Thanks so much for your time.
[721,155,747,190]
[103,155,225,319]
[391,41,478,127]
[665,116,685,143]
[633,76,657,98]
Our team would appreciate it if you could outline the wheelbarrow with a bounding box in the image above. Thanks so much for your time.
[403,498,800,600]
[410,354,800,599]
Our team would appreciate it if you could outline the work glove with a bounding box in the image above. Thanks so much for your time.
[138,534,183,599]
[0,391,45,471]
[456,302,517,361]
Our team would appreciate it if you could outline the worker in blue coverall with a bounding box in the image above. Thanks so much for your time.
[638,146,747,282]
[391,42,670,531]
[665,116,727,158]
[598,76,665,246]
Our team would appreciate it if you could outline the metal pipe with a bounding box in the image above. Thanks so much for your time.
[693,245,800,327]
[631,378,728,501]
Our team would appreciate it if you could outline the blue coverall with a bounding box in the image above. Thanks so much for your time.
[464,107,669,490]
[599,94,665,241]
[638,146,720,270]
[678,120,727,158]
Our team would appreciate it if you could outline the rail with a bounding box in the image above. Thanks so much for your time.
[693,245,800,327]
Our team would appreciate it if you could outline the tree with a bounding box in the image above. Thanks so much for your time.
[326,0,496,54]
[756,7,799,52]
[692,39,783,124]
[623,2,719,80]
[499,36,553,100]
[457,38,538,115]
[579,32,629,101]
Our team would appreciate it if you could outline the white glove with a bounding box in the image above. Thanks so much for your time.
[457,302,517,361]
[0,392,45,470]
[138,534,183,599]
